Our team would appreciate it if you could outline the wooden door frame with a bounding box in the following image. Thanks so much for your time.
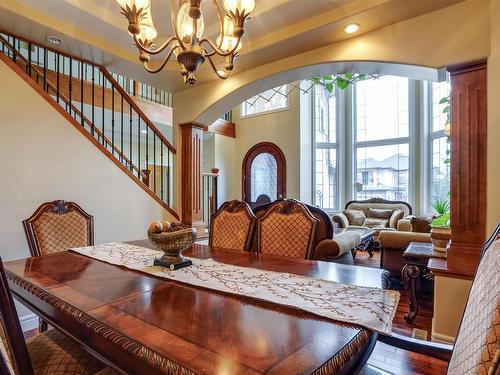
[242,142,286,203]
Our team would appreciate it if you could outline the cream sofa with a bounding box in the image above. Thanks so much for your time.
[332,198,413,241]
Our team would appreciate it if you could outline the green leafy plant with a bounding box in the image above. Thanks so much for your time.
[310,73,379,93]
[431,199,450,215]
[431,212,450,228]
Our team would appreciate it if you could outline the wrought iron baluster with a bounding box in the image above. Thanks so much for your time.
[91,66,95,136]
[153,133,156,194]
[138,116,141,179]
[161,143,164,201]
[69,57,72,116]
[112,85,115,156]
[102,73,105,146]
[167,149,171,205]
[27,42,31,76]
[129,104,133,172]
[56,53,60,103]
[80,60,84,127]
[121,95,124,163]
[43,48,47,92]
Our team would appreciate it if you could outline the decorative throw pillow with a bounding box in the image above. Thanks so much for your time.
[411,217,432,233]
[343,209,366,226]
[389,209,405,229]
[367,208,394,219]
[363,218,389,228]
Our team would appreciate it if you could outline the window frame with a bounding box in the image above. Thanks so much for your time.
[352,76,413,205]
[311,85,340,212]
[240,85,290,119]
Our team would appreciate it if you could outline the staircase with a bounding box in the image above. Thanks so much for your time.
[0,32,177,218]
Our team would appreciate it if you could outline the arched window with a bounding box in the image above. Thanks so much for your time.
[242,142,286,208]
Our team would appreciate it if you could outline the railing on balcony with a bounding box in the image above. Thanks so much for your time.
[202,169,219,230]
[110,73,173,107]
[219,111,232,122]
[0,31,176,213]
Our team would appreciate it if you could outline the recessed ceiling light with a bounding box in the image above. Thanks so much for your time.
[344,23,360,34]
[46,35,63,45]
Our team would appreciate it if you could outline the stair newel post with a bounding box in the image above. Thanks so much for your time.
[180,122,208,234]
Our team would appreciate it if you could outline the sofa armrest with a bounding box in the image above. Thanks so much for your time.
[332,213,349,228]
[314,232,361,259]
[379,230,431,250]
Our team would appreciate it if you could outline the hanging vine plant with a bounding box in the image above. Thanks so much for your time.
[310,73,380,93]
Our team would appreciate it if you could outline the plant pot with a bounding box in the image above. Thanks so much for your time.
[430,227,451,252]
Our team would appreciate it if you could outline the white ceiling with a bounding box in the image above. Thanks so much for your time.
[0,0,465,92]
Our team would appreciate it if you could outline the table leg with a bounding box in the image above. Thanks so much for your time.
[402,264,421,323]
[366,238,374,257]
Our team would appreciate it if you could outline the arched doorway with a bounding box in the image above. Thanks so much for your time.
[242,142,286,208]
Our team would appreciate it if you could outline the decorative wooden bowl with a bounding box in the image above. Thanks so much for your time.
[147,227,197,265]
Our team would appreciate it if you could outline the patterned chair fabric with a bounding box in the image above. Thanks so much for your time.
[0,258,107,375]
[23,200,94,257]
[257,199,319,259]
[447,232,500,375]
[209,200,257,251]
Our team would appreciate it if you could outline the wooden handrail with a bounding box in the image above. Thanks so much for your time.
[99,68,176,153]
[0,29,176,154]
[0,35,146,180]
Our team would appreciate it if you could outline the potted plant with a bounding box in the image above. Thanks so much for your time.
[430,211,451,252]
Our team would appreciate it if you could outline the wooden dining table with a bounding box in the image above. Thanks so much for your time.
[4,241,389,375]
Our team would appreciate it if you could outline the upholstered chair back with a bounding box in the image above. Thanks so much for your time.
[0,258,34,375]
[257,199,319,259]
[253,200,333,250]
[23,200,94,256]
[447,223,500,375]
[209,200,257,251]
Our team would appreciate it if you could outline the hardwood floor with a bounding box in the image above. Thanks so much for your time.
[353,249,434,340]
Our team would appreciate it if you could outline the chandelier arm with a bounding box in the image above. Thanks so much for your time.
[133,35,178,55]
[199,36,241,57]
[171,0,186,51]
[206,55,230,79]
[142,47,178,73]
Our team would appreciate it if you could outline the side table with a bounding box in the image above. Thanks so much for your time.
[402,242,447,323]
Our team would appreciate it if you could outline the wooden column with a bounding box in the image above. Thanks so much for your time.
[180,122,207,234]
[446,61,487,277]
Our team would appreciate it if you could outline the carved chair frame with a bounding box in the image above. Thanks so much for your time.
[209,200,257,251]
[256,199,319,259]
[22,200,94,257]
[0,258,35,375]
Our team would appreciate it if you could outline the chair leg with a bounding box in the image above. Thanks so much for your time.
[39,318,48,332]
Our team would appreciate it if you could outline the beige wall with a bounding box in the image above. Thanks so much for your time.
[487,0,500,232]
[217,86,302,203]
[0,60,174,320]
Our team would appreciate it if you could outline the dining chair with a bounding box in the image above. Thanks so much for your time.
[209,200,257,251]
[257,199,319,259]
[22,200,94,332]
[23,200,94,257]
[0,258,111,375]
[376,222,500,375]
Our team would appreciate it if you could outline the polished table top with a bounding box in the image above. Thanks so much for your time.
[5,241,387,374]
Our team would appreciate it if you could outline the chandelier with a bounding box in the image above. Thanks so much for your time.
[116,0,255,84]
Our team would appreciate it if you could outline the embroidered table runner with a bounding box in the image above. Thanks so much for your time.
[71,242,399,334]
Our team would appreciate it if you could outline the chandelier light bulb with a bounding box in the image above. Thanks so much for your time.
[177,2,204,42]
[217,16,241,52]
[139,9,158,40]
[116,0,150,10]
[223,0,256,15]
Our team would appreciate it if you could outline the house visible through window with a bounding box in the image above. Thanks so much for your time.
[241,85,288,117]
[354,76,410,202]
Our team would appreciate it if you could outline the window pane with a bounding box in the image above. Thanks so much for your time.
[241,85,288,117]
[430,136,450,203]
[314,86,336,143]
[356,76,409,142]
[356,144,409,202]
[431,81,451,132]
[315,148,337,210]
[250,153,277,202]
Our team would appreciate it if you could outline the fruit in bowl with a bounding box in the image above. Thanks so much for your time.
[147,221,197,266]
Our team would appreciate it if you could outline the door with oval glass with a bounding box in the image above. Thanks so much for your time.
[242,142,286,208]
